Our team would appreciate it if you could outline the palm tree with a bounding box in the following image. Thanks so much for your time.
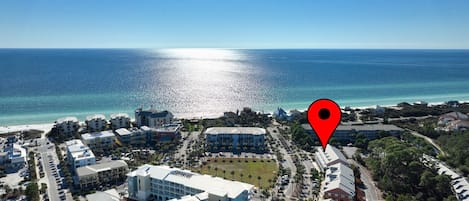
[240,173,244,182]
[207,165,211,172]
[257,176,262,187]
[223,169,226,178]
[214,167,218,176]
[230,170,235,180]
[248,174,253,183]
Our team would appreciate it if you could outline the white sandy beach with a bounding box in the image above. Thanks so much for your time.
[0,100,466,134]
[0,123,54,135]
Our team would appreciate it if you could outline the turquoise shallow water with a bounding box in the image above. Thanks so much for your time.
[1,49,469,125]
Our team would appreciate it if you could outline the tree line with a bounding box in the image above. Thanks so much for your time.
[365,137,456,201]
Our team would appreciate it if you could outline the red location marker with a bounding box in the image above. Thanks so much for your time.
[307,99,341,151]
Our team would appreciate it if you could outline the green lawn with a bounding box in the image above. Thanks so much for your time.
[196,158,278,189]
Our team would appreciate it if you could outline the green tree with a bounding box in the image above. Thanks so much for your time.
[25,183,39,201]
[230,170,235,179]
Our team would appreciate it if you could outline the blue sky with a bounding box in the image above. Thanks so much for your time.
[1,0,469,49]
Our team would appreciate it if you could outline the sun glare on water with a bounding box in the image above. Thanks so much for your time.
[141,48,266,118]
[157,48,245,61]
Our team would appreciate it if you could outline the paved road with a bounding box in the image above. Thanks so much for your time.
[387,115,433,122]
[36,138,61,201]
[174,131,200,168]
[349,159,384,201]
[407,129,446,156]
[267,126,297,200]
[343,147,384,201]
[299,152,318,200]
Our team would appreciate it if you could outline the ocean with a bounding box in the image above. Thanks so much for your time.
[1,48,469,126]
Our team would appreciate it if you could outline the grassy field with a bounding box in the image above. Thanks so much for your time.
[196,158,278,189]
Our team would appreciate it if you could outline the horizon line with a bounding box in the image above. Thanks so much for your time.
[1,47,469,50]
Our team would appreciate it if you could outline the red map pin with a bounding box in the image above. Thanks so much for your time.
[307,99,341,151]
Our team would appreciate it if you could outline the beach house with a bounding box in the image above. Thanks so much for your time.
[135,107,173,128]
[110,113,131,130]
[205,127,266,154]
[85,114,108,132]
[54,116,80,136]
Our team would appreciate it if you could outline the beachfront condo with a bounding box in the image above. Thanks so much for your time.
[110,113,131,130]
[135,107,173,128]
[54,116,80,136]
[75,160,129,189]
[205,127,266,154]
[81,131,116,151]
[85,114,108,132]
[127,165,253,201]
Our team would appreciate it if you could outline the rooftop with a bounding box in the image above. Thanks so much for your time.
[86,114,106,121]
[115,128,132,136]
[82,130,115,140]
[137,109,173,118]
[127,165,253,199]
[140,126,152,132]
[155,125,181,132]
[440,111,468,120]
[85,189,120,201]
[168,192,209,201]
[65,140,94,157]
[205,127,266,135]
[67,143,90,153]
[302,123,403,132]
[65,139,84,147]
[77,160,128,177]
[56,116,78,124]
[316,146,348,167]
[110,113,129,119]
[71,149,95,160]
[323,163,355,196]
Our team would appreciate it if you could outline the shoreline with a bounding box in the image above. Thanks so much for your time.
[0,123,54,135]
[1,100,466,134]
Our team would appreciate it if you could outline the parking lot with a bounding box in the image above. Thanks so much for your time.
[37,138,69,201]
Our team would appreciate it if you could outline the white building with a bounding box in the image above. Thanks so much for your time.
[127,165,253,201]
[168,192,209,201]
[81,131,116,151]
[315,146,349,172]
[86,189,121,201]
[321,163,355,201]
[114,127,148,146]
[76,160,129,189]
[1,143,27,170]
[135,107,173,128]
[205,127,266,154]
[110,113,131,130]
[65,139,96,171]
[54,116,80,136]
[86,114,108,132]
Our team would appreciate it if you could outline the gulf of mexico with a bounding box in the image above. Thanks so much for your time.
[1,48,469,125]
